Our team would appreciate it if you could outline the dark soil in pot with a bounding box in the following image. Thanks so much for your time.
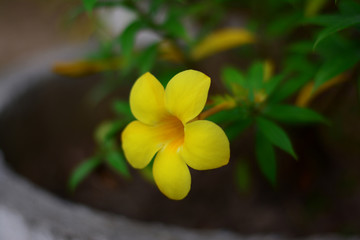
[0,74,360,236]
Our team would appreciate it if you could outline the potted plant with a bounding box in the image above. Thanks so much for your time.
[1,0,360,238]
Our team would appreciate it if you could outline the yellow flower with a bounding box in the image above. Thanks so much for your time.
[121,70,230,200]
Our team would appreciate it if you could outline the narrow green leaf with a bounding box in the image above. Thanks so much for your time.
[264,73,286,97]
[94,120,127,145]
[119,21,144,59]
[94,121,113,144]
[162,9,188,40]
[284,55,317,74]
[235,160,251,192]
[207,108,236,125]
[256,131,276,186]
[105,120,128,138]
[106,151,130,178]
[83,0,97,13]
[256,117,297,159]
[314,50,360,90]
[221,66,247,93]
[304,14,342,26]
[287,41,314,54]
[138,43,158,74]
[314,15,360,49]
[267,12,301,37]
[264,104,329,124]
[270,73,313,103]
[225,118,252,141]
[113,100,133,118]
[157,67,185,86]
[69,156,101,191]
[140,164,154,183]
[339,0,360,15]
[248,61,264,93]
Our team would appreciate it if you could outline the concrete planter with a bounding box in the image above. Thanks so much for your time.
[0,47,356,240]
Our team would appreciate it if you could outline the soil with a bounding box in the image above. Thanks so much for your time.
[0,73,360,237]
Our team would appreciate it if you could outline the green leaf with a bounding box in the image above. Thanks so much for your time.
[256,117,297,159]
[113,100,133,118]
[137,43,158,74]
[225,118,252,141]
[304,15,345,26]
[94,120,127,145]
[284,54,317,75]
[140,164,154,183]
[314,50,360,89]
[162,8,188,40]
[106,120,127,138]
[234,160,251,192]
[68,156,101,191]
[315,33,357,59]
[256,131,276,186]
[264,104,329,124]
[287,41,314,54]
[94,121,113,144]
[156,66,186,86]
[83,0,97,13]
[248,61,264,93]
[106,151,130,178]
[221,66,247,93]
[119,21,144,60]
[267,12,301,37]
[339,0,360,15]
[270,73,313,103]
[314,15,360,49]
[264,73,286,97]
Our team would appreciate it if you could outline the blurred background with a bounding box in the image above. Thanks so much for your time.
[0,0,89,69]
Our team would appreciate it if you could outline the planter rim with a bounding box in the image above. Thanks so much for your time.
[0,46,354,240]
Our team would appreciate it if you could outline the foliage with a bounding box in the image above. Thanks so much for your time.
[63,0,360,192]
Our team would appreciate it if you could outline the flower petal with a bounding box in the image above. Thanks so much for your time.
[153,146,191,200]
[181,120,230,170]
[121,120,163,169]
[165,70,210,124]
[130,72,167,125]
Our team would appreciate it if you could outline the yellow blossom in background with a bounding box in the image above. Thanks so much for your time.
[296,73,348,107]
[263,60,274,82]
[158,41,184,63]
[121,70,230,200]
[191,28,255,61]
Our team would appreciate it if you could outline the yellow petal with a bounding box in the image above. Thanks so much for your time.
[191,28,255,61]
[165,70,210,124]
[181,120,230,170]
[121,121,163,169]
[130,72,167,125]
[153,146,191,200]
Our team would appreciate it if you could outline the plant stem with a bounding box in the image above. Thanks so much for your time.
[198,100,236,120]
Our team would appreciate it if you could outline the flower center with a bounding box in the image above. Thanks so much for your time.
[157,115,184,150]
